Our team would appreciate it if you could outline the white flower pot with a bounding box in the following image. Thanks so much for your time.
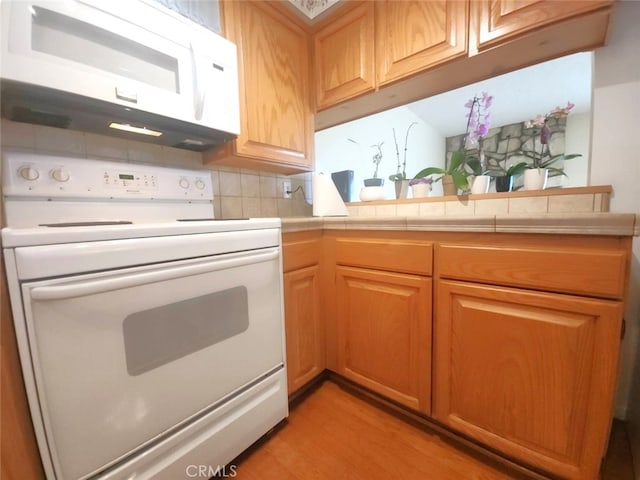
[359,186,385,201]
[394,180,410,199]
[470,175,491,194]
[523,168,548,191]
[410,183,431,198]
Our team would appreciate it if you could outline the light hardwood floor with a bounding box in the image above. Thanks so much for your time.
[230,381,536,480]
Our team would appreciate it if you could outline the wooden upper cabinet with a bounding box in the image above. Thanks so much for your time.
[434,280,623,479]
[205,1,314,174]
[314,2,375,110]
[470,0,614,53]
[375,0,468,87]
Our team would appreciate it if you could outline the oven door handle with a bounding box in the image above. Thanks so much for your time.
[29,248,279,301]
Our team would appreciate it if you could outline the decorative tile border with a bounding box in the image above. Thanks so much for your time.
[283,213,638,237]
[346,186,611,218]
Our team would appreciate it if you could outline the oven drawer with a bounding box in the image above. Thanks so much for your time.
[102,368,288,480]
[20,248,285,480]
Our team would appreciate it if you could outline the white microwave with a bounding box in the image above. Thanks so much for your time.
[0,0,240,150]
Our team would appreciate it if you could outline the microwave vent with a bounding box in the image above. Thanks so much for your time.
[171,141,216,152]
[9,106,71,129]
[1,81,236,152]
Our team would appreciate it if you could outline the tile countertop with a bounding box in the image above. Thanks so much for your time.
[281,213,640,236]
[282,186,640,236]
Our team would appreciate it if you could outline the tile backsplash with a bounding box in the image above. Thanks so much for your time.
[0,119,313,220]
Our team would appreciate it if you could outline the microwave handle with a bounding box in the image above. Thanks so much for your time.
[29,248,279,301]
[190,42,206,121]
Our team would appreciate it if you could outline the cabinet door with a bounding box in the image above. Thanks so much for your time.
[314,2,375,110]
[207,1,314,174]
[470,0,613,53]
[336,266,431,414]
[284,265,324,394]
[434,280,622,480]
[375,0,468,87]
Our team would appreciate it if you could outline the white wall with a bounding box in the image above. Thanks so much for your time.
[315,105,446,200]
[590,1,640,476]
[563,112,590,187]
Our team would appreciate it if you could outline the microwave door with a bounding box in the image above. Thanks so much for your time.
[4,1,195,124]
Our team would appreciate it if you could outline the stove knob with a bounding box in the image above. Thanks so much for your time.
[179,178,190,189]
[18,166,39,181]
[51,168,70,182]
[195,179,205,190]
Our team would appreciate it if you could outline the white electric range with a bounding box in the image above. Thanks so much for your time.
[1,151,288,480]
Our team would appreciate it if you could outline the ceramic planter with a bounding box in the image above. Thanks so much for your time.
[410,183,431,198]
[359,186,385,201]
[394,180,410,199]
[442,175,457,196]
[470,175,491,194]
[495,176,513,192]
[364,178,384,187]
[523,168,548,191]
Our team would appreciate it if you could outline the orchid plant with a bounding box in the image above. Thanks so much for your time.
[413,92,493,190]
[521,101,582,174]
[370,141,384,179]
[348,138,384,180]
[389,122,417,182]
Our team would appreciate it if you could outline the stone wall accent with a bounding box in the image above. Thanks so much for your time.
[446,117,567,182]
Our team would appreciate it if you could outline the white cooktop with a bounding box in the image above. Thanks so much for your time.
[1,151,279,247]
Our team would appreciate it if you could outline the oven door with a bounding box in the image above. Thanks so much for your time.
[20,247,284,480]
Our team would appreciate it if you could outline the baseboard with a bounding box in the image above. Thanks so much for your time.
[287,370,329,407]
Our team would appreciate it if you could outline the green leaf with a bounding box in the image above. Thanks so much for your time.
[451,171,469,191]
[466,157,483,176]
[546,166,567,177]
[506,162,528,177]
[448,151,466,173]
[414,167,445,179]
[538,153,582,169]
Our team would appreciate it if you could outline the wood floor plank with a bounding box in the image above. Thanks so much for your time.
[230,381,531,479]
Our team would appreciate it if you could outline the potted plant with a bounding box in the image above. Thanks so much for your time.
[348,139,385,187]
[521,102,582,190]
[388,122,417,199]
[485,135,528,192]
[408,176,433,198]
[348,139,386,201]
[413,93,492,196]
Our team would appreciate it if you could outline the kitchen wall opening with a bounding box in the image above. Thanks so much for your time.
[315,52,592,200]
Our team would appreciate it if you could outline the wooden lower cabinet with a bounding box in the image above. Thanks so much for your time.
[434,279,623,480]
[283,265,324,394]
[1,261,45,479]
[335,265,431,414]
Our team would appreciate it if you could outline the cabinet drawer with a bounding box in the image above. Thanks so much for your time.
[283,233,322,273]
[438,244,628,299]
[336,238,432,276]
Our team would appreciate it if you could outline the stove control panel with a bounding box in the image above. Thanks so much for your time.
[2,151,214,201]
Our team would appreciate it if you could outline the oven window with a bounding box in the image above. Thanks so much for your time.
[123,286,249,375]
